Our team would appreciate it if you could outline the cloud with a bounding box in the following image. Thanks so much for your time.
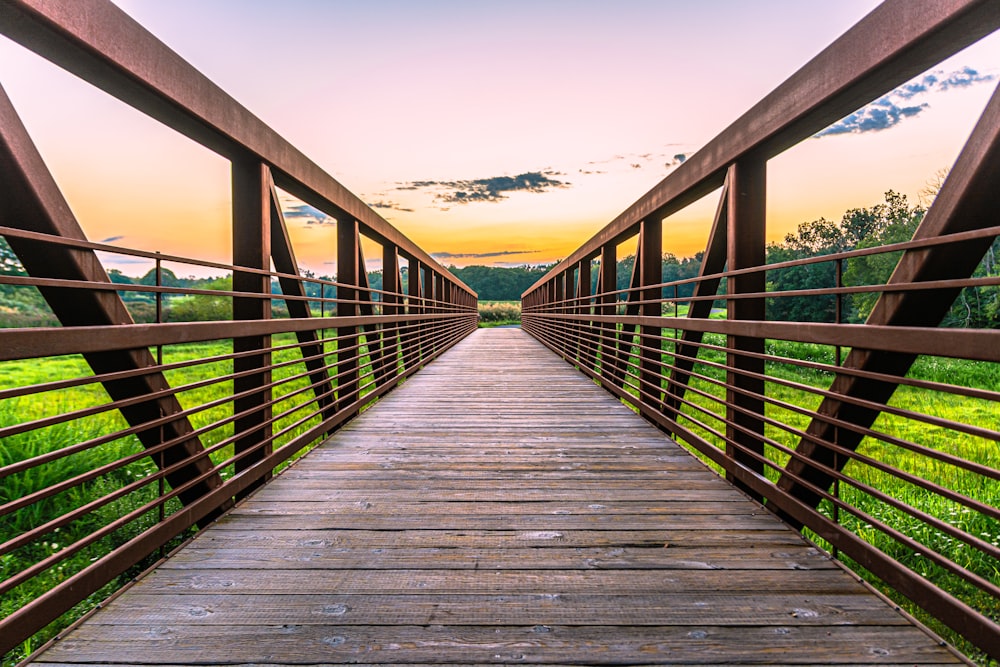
[97,254,152,266]
[582,148,689,174]
[431,250,539,259]
[368,199,414,213]
[817,66,996,137]
[100,235,126,243]
[817,97,927,136]
[283,203,336,225]
[399,170,569,206]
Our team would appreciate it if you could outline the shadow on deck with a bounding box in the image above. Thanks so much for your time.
[30,328,961,666]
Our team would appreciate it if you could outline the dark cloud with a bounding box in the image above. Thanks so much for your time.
[368,199,414,213]
[671,153,687,165]
[283,204,336,225]
[817,66,996,137]
[937,66,995,91]
[398,171,569,205]
[100,235,126,243]
[817,97,927,136]
[432,250,539,259]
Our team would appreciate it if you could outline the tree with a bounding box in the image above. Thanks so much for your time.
[0,236,24,276]
[843,193,924,321]
[138,267,181,287]
[767,191,924,323]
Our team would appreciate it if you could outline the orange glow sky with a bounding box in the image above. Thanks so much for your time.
[1,1,998,277]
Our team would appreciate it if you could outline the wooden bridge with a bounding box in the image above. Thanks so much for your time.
[1,1,998,665]
[25,329,963,665]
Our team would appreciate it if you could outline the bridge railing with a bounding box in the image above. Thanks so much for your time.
[522,0,1000,660]
[0,0,476,659]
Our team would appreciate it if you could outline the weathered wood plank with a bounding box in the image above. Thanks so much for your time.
[76,592,907,627]
[192,528,809,548]
[134,568,894,595]
[210,513,787,531]
[230,500,759,516]
[37,625,958,664]
[160,545,837,571]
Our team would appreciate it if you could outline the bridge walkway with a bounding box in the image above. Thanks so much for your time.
[32,328,961,665]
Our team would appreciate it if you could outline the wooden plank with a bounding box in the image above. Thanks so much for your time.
[161,546,837,571]
[77,592,904,627]
[229,501,760,516]
[35,624,957,664]
[209,514,787,531]
[251,485,744,501]
[191,529,808,549]
[33,329,960,666]
[134,569,898,595]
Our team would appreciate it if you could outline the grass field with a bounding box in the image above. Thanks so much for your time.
[478,300,521,326]
[2,327,998,665]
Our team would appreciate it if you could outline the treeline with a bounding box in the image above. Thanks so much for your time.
[766,191,999,327]
[447,265,551,301]
[3,190,997,327]
[0,242,552,325]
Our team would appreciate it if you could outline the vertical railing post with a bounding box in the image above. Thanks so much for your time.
[726,157,767,500]
[640,218,662,407]
[232,157,272,498]
[381,243,400,384]
[578,259,591,367]
[556,271,566,313]
[406,258,422,369]
[599,242,616,386]
[584,256,600,373]
[337,217,360,417]
[428,270,439,354]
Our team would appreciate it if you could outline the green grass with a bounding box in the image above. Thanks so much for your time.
[478,301,520,326]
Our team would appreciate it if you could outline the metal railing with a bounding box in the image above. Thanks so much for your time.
[522,0,1000,661]
[0,0,476,659]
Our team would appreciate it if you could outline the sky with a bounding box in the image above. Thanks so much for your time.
[1,1,999,277]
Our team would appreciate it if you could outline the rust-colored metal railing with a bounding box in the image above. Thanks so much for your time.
[0,0,476,659]
[523,0,1000,661]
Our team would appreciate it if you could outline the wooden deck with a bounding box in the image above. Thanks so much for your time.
[33,328,962,666]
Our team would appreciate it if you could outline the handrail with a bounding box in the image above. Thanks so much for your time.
[521,0,1000,662]
[0,0,477,661]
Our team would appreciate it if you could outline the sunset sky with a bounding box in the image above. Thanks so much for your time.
[1,1,999,277]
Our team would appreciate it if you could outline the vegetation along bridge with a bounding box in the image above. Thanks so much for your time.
[0,0,998,665]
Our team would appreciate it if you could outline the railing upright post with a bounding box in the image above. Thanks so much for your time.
[725,158,767,500]
[406,259,423,369]
[578,259,592,369]
[381,243,400,383]
[640,218,662,407]
[337,217,360,417]
[599,243,617,386]
[231,157,273,498]
[430,270,440,353]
